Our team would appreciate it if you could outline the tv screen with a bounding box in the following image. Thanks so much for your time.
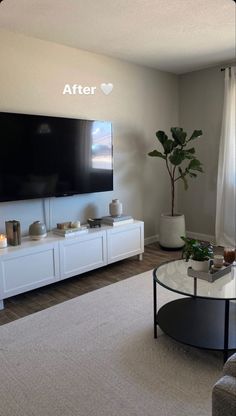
[0,112,113,202]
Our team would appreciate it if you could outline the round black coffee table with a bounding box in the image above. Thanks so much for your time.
[153,260,236,362]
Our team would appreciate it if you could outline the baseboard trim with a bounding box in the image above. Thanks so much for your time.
[144,234,159,245]
[186,231,215,244]
[144,231,215,246]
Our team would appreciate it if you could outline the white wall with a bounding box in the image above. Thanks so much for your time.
[179,67,224,239]
[0,30,179,238]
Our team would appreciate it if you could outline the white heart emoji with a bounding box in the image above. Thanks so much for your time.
[100,83,113,95]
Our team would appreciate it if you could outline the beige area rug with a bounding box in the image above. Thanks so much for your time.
[0,271,222,416]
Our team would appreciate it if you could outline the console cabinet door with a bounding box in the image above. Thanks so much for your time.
[0,242,60,300]
[59,231,107,279]
[107,222,144,264]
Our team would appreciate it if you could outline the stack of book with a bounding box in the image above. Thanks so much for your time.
[102,215,134,227]
[53,226,88,238]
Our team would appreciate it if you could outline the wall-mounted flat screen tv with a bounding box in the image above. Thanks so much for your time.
[0,112,113,202]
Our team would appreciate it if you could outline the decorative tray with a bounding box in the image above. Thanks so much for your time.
[187,264,232,283]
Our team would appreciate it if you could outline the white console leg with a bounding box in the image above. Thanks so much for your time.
[0,300,4,310]
[138,253,143,261]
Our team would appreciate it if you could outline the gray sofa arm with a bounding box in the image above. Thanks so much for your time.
[223,353,236,378]
[212,353,236,416]
[212,375,236,416]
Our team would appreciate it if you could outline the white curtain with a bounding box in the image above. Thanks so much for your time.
[215,67,236,247]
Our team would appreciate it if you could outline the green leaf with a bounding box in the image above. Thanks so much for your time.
[188,158,204,172]
[171,127,187,145]
[169,149,185,165]
[180,175,188,190]
[163,139,174,154]
[181,236,197,244]
[148,150,166,160]
[184,150,195,160]
[186,147,195,154]
[189,130,202,141]
[156,131,168,145]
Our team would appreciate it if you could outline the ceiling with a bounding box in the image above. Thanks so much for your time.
[0,0,235,74]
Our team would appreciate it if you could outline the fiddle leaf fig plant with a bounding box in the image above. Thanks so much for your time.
[148,127,204,216]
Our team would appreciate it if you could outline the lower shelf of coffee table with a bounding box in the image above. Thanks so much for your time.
[157,298,236,351]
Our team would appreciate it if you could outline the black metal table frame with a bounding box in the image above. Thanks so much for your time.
[153,261,236,363]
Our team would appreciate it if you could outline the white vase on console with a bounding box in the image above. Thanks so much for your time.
[109,199,123,217]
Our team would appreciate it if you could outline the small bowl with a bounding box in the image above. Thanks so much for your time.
[29,221,47,240]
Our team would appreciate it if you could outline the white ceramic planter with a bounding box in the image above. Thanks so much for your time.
[190,259,210,272]
[159,213,186,249]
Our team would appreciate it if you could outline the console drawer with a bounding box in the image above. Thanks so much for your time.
[0,243,60,299]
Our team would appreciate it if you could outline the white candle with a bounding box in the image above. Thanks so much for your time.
[71,221,81,228]
[0,234,7,248]
[213,254,224,268]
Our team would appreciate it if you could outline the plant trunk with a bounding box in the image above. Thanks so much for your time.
[171,179,175,216]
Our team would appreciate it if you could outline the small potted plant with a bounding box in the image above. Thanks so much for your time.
[181,237,213,272]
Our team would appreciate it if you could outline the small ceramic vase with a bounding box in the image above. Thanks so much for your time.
[109,199,123,217]
[29,221,47,240]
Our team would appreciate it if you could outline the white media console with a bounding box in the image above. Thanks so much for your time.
[0,221,144,309]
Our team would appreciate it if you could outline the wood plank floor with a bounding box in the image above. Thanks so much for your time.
[0,243,182,325]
